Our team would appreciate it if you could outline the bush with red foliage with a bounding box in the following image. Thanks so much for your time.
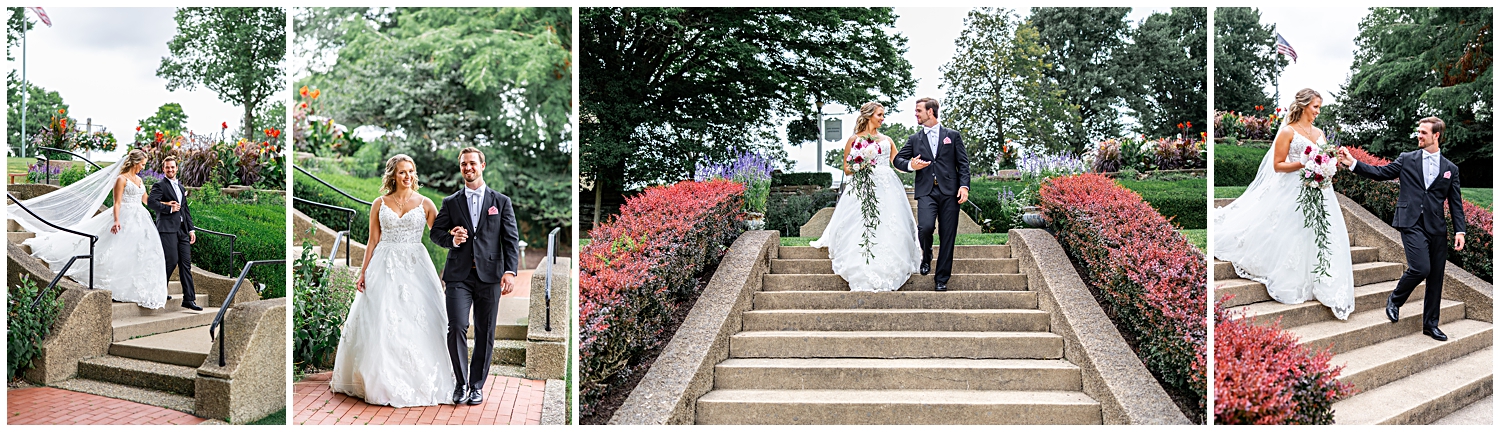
[578,179,744,415]
[1215,299,1355,424]
[1335,146,1493,281]
[1038,173,1207,414]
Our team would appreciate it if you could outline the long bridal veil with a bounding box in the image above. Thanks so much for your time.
[8,160,124,233]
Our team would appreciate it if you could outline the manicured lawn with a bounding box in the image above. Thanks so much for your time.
[8,158,114,176]
[1215,186,1246,199]
[1182,229,1206,252]
[780,232,1008,247]
[1219,186,1491,211]
[248,408,287,425]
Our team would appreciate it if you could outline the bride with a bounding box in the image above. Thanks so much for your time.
[330,154,454,407]
[1213,88,1355,319]
[18,149,167,309]
[810,101,922,292]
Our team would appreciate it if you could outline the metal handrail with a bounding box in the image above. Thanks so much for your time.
[37,146,104,170]
[294,165,371,206]
[544,227,560,332]
[31,255,90,309]
[292,197,356,267]
[208,259,285,367]
[194,227,241,271]
[8,193,97,305]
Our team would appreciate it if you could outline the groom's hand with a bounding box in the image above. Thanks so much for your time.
[910,155,931,170]
[450,226,469,246]
[1337,147,1354,167]
[500,273,515,295]
[957,187,969,204]
[164,201,179,213]
[189,231,196,244]
[1455,233,1465,251]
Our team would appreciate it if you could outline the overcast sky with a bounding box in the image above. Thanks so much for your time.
[785,6,1172,174]
[1256,7,1369,111]
[7,7,264,162]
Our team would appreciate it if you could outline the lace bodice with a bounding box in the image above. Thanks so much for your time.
[1286,129,1326,164]
[121,179,145,202]
[378,202,426,244]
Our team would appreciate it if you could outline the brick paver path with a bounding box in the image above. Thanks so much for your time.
[7,387,207,425]
[293,372,545,425]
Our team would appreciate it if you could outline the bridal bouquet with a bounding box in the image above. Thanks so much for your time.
[1296,142,1339,278]
[846,134,882,263]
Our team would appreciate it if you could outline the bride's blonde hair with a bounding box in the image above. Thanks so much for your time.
[380,154,420,195]
[1287,88,1321,124]
[121,149,148,173]
[854,101,885,135]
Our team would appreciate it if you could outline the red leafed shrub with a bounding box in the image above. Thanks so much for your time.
[1038,173,1206,417]
[578,179,744,415]
[1214,299,1355,424]
[1334,146,1493,281]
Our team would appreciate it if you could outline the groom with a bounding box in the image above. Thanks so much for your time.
[1339,116,1466,341]
[146,156,199,311]
[893,97,971,292]
[431,147,520,405]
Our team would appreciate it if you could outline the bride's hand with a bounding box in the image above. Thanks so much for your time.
[356,274,366,292]
[111,221,121,234]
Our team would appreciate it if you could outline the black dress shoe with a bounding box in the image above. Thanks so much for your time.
[1385,299,1400,323]
[181,301,202,311]
[934,282,947,292]
[466,389,484,405]
[1423,327,1448,341]
[920,262,931,276]
[453,385,469,404]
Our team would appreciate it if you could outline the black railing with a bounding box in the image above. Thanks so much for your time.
[544,227,560,332]
[194,227,241,271]
[35,146,104,184]
[8,193,96,309]
[208,259,284,367]
[292,197,356,267]
[294,165,371,206]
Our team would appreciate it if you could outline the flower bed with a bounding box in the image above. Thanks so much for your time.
[578,179,745,414]
[1214,300,1354,424]
[1215,109,1281,141]
[1335,147,1493,281]
[1038,173,1206,415]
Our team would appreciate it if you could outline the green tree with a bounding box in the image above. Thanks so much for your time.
[879,122,918,143]
[1031,7,1133,141]
[1120,7,1208,138]
[1338,7,1492,170]
[134,102,189,143]
[1213,7,1286,114]
[7,7,33,62]
[942,8,1077,174]
[251,100,286,142]
[297,7,572,242]
[6,73,68,155]
[157,7,285,139]
[580,7,915,216]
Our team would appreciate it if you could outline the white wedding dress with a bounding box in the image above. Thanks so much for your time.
[330,203,453,407]
[811,135,922,292]
[1213,128,1355,319]
[23,179,168,309]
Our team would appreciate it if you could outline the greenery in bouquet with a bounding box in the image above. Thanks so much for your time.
[696,150,774,214]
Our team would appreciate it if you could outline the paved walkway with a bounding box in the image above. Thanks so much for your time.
[7,387,207,425]
[293,372,546,425]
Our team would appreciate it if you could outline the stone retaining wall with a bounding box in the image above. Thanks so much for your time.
[195,297,287,423]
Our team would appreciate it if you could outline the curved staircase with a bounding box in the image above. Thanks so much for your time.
[693,243,1101,424]
[1214,199,1492,424]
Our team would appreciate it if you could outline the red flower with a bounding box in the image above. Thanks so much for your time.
[299,85,309,98]
[1313,173,1324,182]
[222,122,228,129]
[1186,121,1193,129]
[136,126,143,132]
[1304,146,1313,155]
[1178,123,1184,129]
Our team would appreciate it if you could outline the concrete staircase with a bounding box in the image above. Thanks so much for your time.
[694,244,1101,424]
[800,188,982,237]
[1215,230,1493,424]
[8,218,223,414]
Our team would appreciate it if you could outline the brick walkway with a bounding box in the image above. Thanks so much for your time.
[7,387,207,425]
[293,372,546,425]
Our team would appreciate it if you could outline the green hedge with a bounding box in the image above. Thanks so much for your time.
[188,192,288,298]
[771,172,832,188]
[1119,178,1207,230]
[765,189,840,236]
[1214,145,1267,187]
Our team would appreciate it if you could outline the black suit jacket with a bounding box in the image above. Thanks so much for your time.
[146,179,195,234]
[431,186,521,284]
[1350,150,1467,235]
[893,126,971,197]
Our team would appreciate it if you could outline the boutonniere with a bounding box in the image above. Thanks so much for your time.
[942,137,952,145]
[1443,171,1451,179]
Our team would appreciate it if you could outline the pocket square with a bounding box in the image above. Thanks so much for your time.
[942,137,952,145]
[487,206,499,215]
[1443,171,1451,179]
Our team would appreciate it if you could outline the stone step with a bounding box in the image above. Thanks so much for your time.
[778,245,1012,260]
[742,309,1050,332]
[1333,347,1492,425]
[111,307,220,342]
[762,273,1028,292]
[1214,278,1269,308]
[1290,299,1464,355]
[109,326,213,367]
[695,389,1101,424]
[754,291,1037,310]
[9,231,36,243]
[53,378,197,415]
[1352,261,1405,287]
[466,323,529,341]
[1349,246,1380,264]
[77,355,198,396]
[1334,319,1492,392]
[467,338,526,366]
[713,358,1082,391]
[1213,260,1234,281]
[729,331,1063,359]
[8,218,23,232]
[1241,280,1426,329]
[1432,394,1492,425]
[772,258,1019,275]
[112,294,209,318]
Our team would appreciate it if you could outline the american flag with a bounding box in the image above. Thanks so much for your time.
[27,7,51,27]
[1275,33,1297,63]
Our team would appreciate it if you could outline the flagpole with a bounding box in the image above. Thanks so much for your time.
[20,18,27,158]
